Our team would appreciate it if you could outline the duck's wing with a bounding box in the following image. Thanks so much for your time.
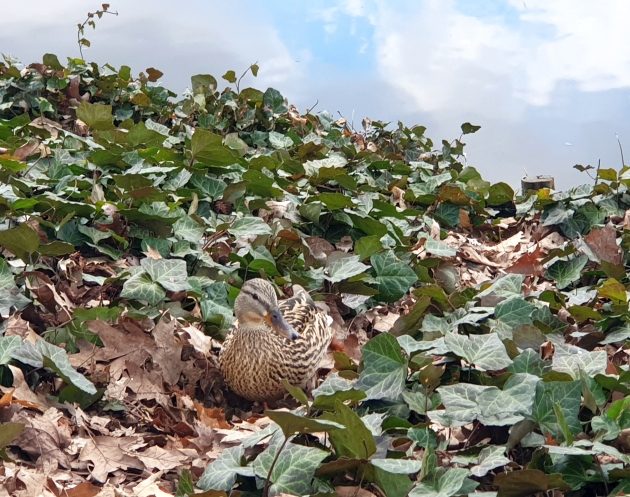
[279,286,319,329]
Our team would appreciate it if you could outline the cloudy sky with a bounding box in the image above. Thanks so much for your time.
[2,0,630,189]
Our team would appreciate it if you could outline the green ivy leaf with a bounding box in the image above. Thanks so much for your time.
[487,182,514,206]
[263,87,288,114]
[140,258,189,292]
[325,255,370,283]
[191,128,240,167]
[461,122,481,134]
[121,271,166,305]
[371,251,418,302]
[0,224,40,262]
[357,333,407,400]
[409,467,472,497]
[197,445,254,491]
[321,401,376,459]
[252,439,327,496]
[76,101,114,130]
[222,70,237,83]
[494,297,536,327]
[546,255,588,289]
[265,410,344,436]
[371,458,422,474]
[0,336,22,365]
[532,380,582,438]
[444,332,512,371]
[0,259,30,316]
[228,217,272,237]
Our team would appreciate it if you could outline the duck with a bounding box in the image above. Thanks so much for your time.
[219,278,333,402]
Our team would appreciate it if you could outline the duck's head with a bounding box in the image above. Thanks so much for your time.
[234,278,299,341]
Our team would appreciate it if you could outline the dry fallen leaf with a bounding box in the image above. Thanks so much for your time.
[78,436,145,483]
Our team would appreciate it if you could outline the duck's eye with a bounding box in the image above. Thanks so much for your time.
[252,294,259,301]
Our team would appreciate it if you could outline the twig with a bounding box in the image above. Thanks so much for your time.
[594,158,601,186]
[236,61,258,93]
[306,99,319,115]
[617,133,625,168]
[77,4,118,59]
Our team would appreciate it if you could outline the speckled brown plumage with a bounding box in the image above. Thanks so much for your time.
[219,279,333,401]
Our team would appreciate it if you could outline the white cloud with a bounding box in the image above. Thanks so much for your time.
[0,0,303,93]
[334,0,630,118]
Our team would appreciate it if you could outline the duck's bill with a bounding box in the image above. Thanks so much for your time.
[267,310,300,340]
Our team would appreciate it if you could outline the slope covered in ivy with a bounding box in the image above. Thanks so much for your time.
[0,55,628,497]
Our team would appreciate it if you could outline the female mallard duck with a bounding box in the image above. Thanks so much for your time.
[219,278,333,401]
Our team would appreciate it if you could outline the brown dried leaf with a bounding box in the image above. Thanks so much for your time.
[78,436,145,483]
[135,445,189,471]
[194,403,231,429]
[506,246,545,275]
[62,481,102,497]
[13,139,40,161]
[584,225,623,265]
[151,318,185,386]
[12,408,72,468]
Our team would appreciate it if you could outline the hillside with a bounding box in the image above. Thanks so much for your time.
[0,55,628,497]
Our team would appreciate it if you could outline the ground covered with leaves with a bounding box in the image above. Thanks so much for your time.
[0,54,628,497]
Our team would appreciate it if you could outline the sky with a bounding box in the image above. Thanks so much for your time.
[2,0,630,190]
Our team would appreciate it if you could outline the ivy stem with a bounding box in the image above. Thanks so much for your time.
[262,435,289,497]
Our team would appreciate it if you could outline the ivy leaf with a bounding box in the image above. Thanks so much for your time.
[140,258,189,292]
[263,88,288,115]
[371,458,422,474]
[325,255,370,283]
[197,445,253,491]
[252,439,327,496]
[0,259,30,317]
[357,333,407,400]
[229,217,272,237]
[409,467,472,497]
[200,282,234,329]
[268,131,294,149]
[222,70,237,83]
[191,128,239,167]
[461,122,481,134]
[371,251,418,302]
[444,332,512,371]
[428,383,491,427]
[477,373,540,426]
[321,401,376,459]
[552,349,607,379]
[508,349,548,376]
[265,410,344,437]
[0,224,40,262]
[37,340,97,394]
[532,380,582,438]
[76,101,114,130]
[423,238,457,257]
[546,255,588,289]
[0,336,22,365]
[487,182,514,206]
[494,297,536,327]
[173,215,205,243]
[470,446,511,477]
[121,271,166,305]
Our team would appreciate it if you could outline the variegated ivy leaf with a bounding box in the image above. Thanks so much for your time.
[444,332,512,371]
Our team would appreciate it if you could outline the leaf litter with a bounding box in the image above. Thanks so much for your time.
[0,55,627,497]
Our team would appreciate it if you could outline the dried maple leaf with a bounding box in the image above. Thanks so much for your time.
[78,435,145,483]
